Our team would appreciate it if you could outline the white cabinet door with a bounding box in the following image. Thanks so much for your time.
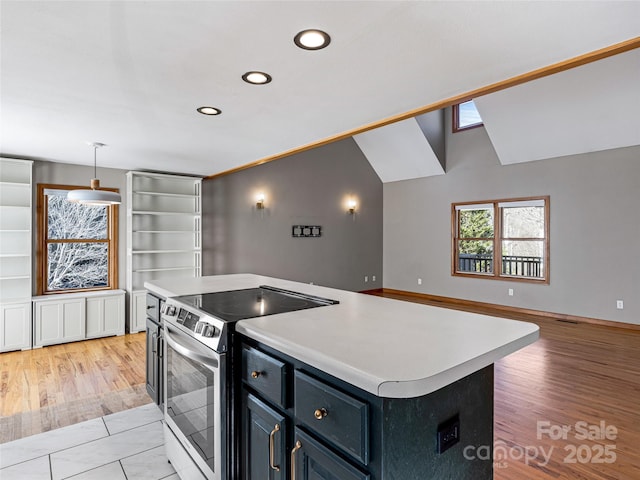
[0,302,31,352]
[131,290,148,333]
[86,293,125,338]
[34,298,85,347]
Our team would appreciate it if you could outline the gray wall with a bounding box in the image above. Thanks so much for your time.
[32,160,128,292]
[384,123,640,325]
[202,138,383,292]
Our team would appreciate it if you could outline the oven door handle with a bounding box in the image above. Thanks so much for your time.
[164,328,219,369]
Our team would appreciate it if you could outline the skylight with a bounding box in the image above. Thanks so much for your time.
[453,100,483,132]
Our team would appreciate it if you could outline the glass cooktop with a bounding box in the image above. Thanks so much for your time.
[172,285,339,322]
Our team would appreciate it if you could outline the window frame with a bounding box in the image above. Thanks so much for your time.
[452,100,483,133]
[451,196,550,284]
[36,183,119,295]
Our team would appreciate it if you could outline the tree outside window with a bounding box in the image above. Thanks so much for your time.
[452,197,549,283]
[37,185,118,294]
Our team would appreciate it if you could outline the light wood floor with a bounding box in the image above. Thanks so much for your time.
[0,333,149,443]
[1,305,639,479]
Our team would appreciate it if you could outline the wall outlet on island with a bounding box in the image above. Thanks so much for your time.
[616,300,624,310]
[372,275,376,282]
[436,415,460,454]
[364,275,368,283]
[417,277,422,285]
[508,288,514,296]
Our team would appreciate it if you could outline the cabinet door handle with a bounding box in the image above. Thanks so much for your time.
[314,408,328,420]
[157,334,163,359]
[251,370,261,379]
[269,424,280,472]
[290,440,302,480]
[151,332,157,354]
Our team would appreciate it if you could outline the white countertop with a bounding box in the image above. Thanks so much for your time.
[145,274,539,399]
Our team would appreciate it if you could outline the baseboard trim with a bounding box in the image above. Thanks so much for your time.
[364,288,640,331]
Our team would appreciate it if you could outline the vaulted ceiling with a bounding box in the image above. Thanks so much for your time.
[1,1,638,178]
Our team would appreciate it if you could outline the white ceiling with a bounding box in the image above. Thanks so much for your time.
[353,118,444,183]
[1,1,639,177]
[474,48,640,165]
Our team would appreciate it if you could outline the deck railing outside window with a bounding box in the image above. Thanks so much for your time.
[458,254,543,278]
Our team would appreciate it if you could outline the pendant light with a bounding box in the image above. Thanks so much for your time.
[67,142,121,205]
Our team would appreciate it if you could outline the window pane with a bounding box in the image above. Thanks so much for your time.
[502,206,544,239]
[501,240,544,278]
[459,208,494,238]
[458,100,482,128]
[47,243,109,290]
[47,194,107,240]
[458,240,493,273]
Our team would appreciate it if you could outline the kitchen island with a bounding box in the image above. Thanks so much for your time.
[146,274,539,480]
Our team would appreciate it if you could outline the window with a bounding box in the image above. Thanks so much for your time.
[37,184,119,294]
[452,197,549,283]
[453,100,483,132]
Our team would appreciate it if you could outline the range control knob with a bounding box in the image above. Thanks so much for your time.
[202,324,218,338]
[195,321,206,334]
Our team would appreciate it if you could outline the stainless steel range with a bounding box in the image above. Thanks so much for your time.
[161,285,339,480]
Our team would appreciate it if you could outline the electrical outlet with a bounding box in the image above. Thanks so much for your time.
[508,288,514,296]
[364,276,368,283]
[372,275,376,282]
[436,415,460,454]
[616,300,624,310]
[417,277,422,285]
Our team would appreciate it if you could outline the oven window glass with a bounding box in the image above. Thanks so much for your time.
[166,344,216,472]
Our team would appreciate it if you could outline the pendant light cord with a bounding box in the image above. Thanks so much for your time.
[94,144,97,179]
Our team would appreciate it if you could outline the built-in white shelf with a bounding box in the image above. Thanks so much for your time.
[126,171,202,333]
[131,249,201,254]
[1,296,32,304]
[130,211,200,216]
[0,158,33,352]
[133,230,195,234]
[134,191,198,198]
[133,266,196,273]
[0,181,30,187]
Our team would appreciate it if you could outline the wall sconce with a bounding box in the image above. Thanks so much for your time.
[347,198,357,215]
[256,193,265,209]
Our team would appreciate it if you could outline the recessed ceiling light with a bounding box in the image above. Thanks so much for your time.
[242,71,272,85]
[197,106,221,116]
[294,29,331,50]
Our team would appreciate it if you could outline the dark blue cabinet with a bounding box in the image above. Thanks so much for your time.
[292,429,369,480]
[242,393,287,480]
[240,340,494,480]
[145,317,161,406]
[145,293,164,409]
[294,370,369,465]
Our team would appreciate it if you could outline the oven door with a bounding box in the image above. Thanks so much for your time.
[164,326,226,480]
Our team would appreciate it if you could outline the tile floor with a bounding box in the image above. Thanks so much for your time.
[0,403,177,480]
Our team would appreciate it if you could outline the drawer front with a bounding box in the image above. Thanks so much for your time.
[146,293,161,322]
[242,345,287,408]
[294,371,369,465]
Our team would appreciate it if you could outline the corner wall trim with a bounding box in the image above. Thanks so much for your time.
[363,288,640,332]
